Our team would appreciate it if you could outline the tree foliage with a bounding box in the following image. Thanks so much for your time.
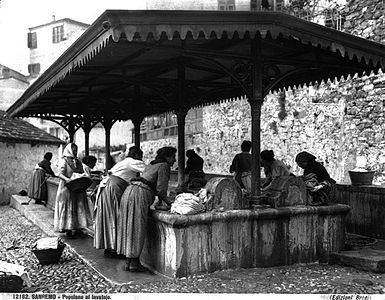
[285,0,345,27]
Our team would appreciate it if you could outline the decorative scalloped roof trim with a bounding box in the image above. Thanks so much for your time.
[7,12,385,118]
[110,24,385,69]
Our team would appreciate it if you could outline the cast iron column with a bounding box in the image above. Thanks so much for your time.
[103,117,112,173]
[133,86,143,148]
[176,60,187,187]
[68,115,75,143]
[84,116,91,156]
[132,118,142,148]
[248,37,264,197]
[176,109,187,187]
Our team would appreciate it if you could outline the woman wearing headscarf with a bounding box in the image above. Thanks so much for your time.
[295,151,334,205]
[54,143,92,238]
[94,146,146,258]
[117,146,177,272]
[29,152,55,205]
[260,150,291,191]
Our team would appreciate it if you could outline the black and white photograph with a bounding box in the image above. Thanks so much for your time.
[0,0,385,297]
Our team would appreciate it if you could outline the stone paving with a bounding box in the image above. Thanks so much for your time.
[1,205,385,294]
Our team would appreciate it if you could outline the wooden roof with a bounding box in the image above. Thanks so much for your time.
[7,10,385,121]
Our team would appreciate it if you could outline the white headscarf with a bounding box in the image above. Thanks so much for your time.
[62,143,76,158]
[62,143,81,171]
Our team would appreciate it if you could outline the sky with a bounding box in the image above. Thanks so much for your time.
[0,0,146,74]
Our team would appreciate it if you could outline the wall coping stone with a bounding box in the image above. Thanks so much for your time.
[336,183,385,194]
[149,204,350,228]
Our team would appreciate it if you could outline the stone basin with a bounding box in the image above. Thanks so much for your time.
[46,175,350,278]
[141,204,350,278]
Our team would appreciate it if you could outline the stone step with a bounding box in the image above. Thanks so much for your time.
[330,248,385,273]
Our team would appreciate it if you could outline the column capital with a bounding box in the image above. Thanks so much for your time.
[175,108,188,119]
[131,115,144,127]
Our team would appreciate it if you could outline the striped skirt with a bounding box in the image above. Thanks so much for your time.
[93,175,128,250]
[117,181,154,258]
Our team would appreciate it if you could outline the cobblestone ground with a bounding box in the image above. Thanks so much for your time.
[1,205,385,294]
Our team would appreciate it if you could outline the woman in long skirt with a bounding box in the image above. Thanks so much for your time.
[117,146,176,272]
[94,146,145,257]
[54,143,92,238]
[28,152,55,204]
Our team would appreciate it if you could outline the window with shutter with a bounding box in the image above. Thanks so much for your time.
[27,63,41,76]
[52,25,64,43]
[27,32,37,48]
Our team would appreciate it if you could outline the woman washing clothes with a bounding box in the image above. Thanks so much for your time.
[93,146,146,258]
[229,140,252,192]
[117,146,176,272]
[54,143,92,239]
[28,152,55,205]
[295,151,335,205]
[260,150,291,191]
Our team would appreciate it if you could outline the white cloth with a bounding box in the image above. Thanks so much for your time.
[94,175,109,211]
[70,172,88,180]
[35,237,59,250]
[34,164,44,171]
[0,261,31,287]
[170,193,205,215]
[109,157,146,184]
[196,188,211,204]
[82,163,92,177]
[241,171,252,193]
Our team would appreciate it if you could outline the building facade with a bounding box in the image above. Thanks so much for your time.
[27,17,89,79]
[0,64,30,111]
[0,110,64,205]
[26,17,89,142]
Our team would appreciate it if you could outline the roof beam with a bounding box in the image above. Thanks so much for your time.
[67,46,149,94]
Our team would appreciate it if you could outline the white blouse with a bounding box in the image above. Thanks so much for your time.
[109,157,146,183]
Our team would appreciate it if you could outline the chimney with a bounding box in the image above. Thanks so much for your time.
[52,13,56,22]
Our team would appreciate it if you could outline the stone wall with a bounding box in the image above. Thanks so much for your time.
[342,0,385,43]
[136,134,206,166]
[137,90,348,181]
[340,0,385,183]
[0,142,60,205]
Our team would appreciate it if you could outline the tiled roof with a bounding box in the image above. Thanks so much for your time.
[29,18,89,30]
[0,64,29,83]
[0,110,65,145]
